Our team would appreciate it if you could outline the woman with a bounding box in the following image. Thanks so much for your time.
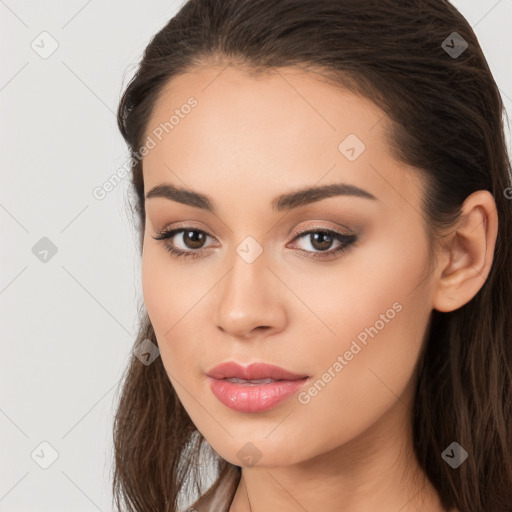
[111,1,512,511]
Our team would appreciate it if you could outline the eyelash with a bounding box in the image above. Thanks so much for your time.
[152,226,357,261]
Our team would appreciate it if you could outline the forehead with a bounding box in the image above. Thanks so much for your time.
[144,64,387,155]
[141,65,425,212]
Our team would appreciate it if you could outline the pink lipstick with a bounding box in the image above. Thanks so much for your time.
[205,361,309,413]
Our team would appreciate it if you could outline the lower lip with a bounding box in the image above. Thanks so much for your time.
[207,376,309,413]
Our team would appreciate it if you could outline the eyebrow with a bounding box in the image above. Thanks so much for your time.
[145,182,377,213]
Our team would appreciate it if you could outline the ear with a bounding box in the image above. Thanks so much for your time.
[432,190,499,313]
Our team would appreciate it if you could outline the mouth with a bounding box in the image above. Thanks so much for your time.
[205,361,309,381]
[222,377,287,385]
[205,361,310,413]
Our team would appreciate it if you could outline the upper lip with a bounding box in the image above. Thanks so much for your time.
[206,361,309,381]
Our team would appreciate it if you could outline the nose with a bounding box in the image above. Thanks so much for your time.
[214,250,287,340]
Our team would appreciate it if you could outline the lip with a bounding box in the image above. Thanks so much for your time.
[205,361,310,413]
[205,361,308,381]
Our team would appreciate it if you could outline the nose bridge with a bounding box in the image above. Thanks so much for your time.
[223,225,269,296]
[221,242,269,315]
[214,239,285,337]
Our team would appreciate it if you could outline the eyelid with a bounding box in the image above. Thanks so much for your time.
[156,221,215,237]
[290,221,353,237]
[155,220,354,243]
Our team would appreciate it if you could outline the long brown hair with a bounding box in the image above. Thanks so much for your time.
[111,1,512,510]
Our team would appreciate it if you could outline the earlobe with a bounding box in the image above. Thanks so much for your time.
[432,190,498,313]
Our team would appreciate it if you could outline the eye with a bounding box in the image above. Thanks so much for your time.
[152,226,357,261]
[288,228,357,259]
[152,227,216,260]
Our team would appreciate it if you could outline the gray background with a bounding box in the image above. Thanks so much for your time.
[1,1,511,510]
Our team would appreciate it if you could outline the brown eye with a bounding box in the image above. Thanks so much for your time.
[152,226,357,261]
[289,229,357,259]
[181,230,207,250]
[308,232,335,251]
[152,227,215,260]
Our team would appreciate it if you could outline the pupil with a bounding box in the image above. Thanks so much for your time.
[312,232,332,251]
[185,230,204,249]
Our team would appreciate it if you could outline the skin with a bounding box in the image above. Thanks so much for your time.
[140,65,498,512]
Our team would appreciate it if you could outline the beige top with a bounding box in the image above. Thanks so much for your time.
[181,466,239,512]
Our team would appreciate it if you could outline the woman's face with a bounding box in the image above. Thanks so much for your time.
[141,65,439,467]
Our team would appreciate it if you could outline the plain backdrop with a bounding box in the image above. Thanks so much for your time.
[1,1,511,510]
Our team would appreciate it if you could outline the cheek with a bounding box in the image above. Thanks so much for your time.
[141,243,182,366]
[141,245,170,330]
[283,237,432,453]
[286,297,429,462]
[141,241,212,379]
[141,235,191,327]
